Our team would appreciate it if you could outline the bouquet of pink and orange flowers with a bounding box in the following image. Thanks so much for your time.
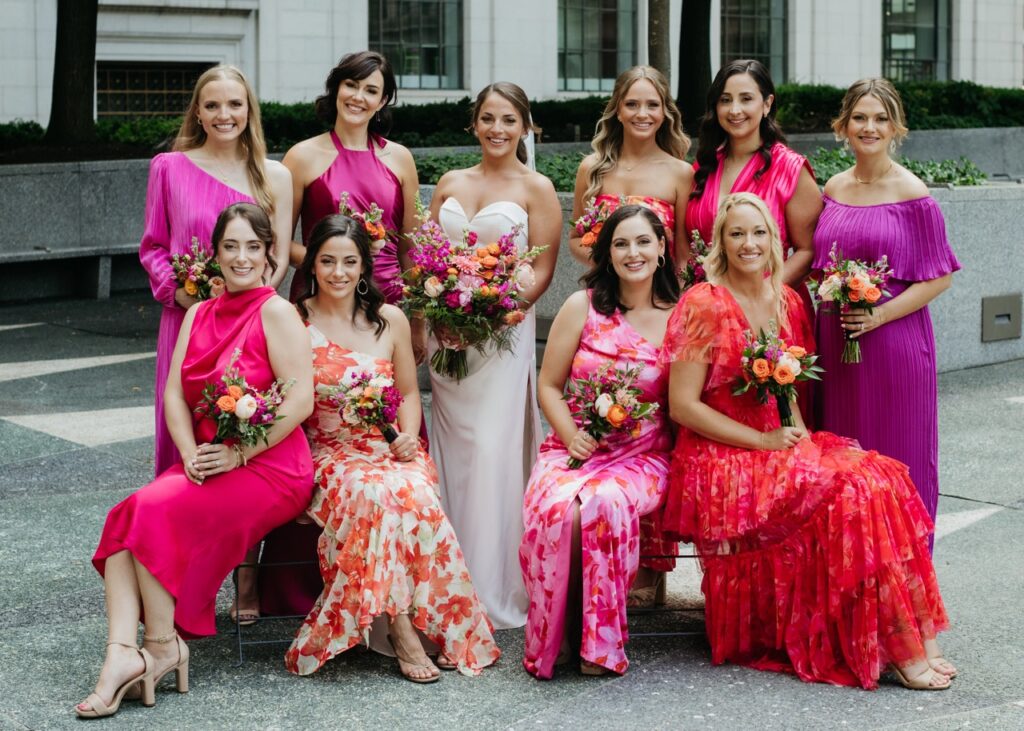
[678,229,710,290]
[564,362,660,469]
[318,370,403,443]
[194,349,292,446]
[402,205,545,381]
[733,329,823,427]
[810,242,893,364]
[171,237,224,300]
[338,192,393,253]
[573,197,618,249]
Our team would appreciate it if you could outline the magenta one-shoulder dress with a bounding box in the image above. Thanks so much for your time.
[812,195,961,532]
[138,152,255,476]
[92,287,314,638]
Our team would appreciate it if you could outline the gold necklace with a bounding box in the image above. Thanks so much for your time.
[620,156,659,172]
[854,160,894,185]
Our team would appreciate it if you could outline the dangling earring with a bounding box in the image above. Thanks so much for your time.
[356,279,369,295]
[889,139,897,154]
[842,137,850,152]
[657,255,666,269]
[606,262,614,274]
[310,278,317,296]
[375,110,381,123]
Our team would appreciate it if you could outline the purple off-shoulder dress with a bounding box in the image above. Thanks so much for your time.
[138,152,254,476]
[812,195,961,535]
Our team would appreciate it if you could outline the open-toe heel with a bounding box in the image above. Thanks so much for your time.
[143,632,190,702]
[74,643,155,718]
[889,663,951,691]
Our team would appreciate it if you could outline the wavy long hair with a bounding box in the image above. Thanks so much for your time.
[585,66,690,202]
[691,59,787,200]
[295,214,388,336]
[582,204,680,316]
[470,82,536,165]
[314,51,398,140]
[210,202,278,283]
[173,65,274,215]
[705,192,788,327]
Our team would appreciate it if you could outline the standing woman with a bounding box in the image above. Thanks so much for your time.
[77,203,313,718]
[139,65,292,478]
[813,78,960,536]
[567,66,694,264]
[520,205,677,679]
[282,51,420,306]
[685,59,821,309]
[427,82,562,629]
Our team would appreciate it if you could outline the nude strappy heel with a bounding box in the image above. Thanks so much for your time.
[143,631,190,698]
[74,642,155,718]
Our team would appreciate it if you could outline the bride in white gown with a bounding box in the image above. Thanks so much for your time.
[426,82,562,629]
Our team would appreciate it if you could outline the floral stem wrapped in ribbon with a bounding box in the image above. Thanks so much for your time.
[338,191,394,254]
[402,202,545,381]
[171,237,224,300]
[317,370,403,443]
[194,349,292,446]
[564,362,659,469]
[809,242,893,364]
[733,329,823,427]
[678,229,710,291]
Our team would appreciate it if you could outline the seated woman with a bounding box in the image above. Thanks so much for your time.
[663,192,954,690]
[77,203,314,718]
[283,214,500,683]
[520,205,677,678]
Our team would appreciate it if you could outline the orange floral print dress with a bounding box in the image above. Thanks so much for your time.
[284,325,500,676]
[661,283,949,689]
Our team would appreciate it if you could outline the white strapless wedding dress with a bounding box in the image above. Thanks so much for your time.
[429,197,541,629]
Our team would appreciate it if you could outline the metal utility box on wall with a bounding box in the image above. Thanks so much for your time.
[981,294,1022,342]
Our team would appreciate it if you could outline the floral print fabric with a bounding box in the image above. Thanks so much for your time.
[284,326,500,676]
[519,295,672,678]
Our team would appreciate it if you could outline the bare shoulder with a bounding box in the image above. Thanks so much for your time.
[382,139,415,165]
[264,158,292,186]
[578,152,599,175]
[381,302,409,331]
[667,155,694,183]
[525,168,558,197]
[892,165,930,199]
[560,289,591,319]
[261,294,304,326]
[823,169,854,198]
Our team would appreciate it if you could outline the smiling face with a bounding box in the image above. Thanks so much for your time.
[196,79,249,144]
[473,92,524,159]
[716,72,772,143]
[313,235,363,302]
[721,203,772,276]
[335,69,386,129]
[608,213,665,284]
[216,216,267,289]
[844,93,895,155]
[617,78,665,141]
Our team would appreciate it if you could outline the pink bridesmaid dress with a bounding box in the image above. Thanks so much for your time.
[520,293,672,677]
[92,286,314,638]
[138,151,255,477]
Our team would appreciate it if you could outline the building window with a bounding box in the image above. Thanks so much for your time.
[96,61,214,118]
[883,0,950,81]
[558,0,638,92]
[369,0,462,89]
[720,0,787,82]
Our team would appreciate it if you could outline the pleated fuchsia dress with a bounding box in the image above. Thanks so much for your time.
[92,287,313,638]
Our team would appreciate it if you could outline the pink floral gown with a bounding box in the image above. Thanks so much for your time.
[519,294,673,678]
[284,325,500,676]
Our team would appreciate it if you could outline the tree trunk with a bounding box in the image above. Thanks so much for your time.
[648,0,672,83]
[44,0,99,145]
[677,0,712,137]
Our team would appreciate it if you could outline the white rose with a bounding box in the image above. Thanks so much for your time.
[777,353,802,376]
[817,274,842,300]
[369,375,391,389]
[341,405,359,426]
[234,394,258,421]
[424,276,444,298]
[514,264,536,290]
[594,392,614,418]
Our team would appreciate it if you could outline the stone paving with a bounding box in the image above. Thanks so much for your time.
[0,293,1022,730]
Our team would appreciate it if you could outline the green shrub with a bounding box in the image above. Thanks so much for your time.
[805,146,986,186]
[0,119,44,146]
[95,116,181,149]
[415,150,585,192]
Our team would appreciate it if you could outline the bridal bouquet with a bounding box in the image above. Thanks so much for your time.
[564,362,659,469]
[573,196,617,249]
[338,192,393,253]
[318,370,403,443]
[678,229,710,290]
[733,330,823,427]
[810,242,893,364]
[195,349,292,446]
[171,237,224,300]
[402,205,545,381]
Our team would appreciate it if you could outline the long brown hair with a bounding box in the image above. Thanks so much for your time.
[314,51,398,139]
[174,65,274,215]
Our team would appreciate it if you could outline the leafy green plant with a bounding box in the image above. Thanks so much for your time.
[414,150,585,192]
[806,146,986,186]
[0,119,44,147]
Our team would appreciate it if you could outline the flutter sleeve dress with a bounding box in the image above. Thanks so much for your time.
[519,293,673,678]
[284,325,499,676]
[91,286,314,639]
[660,282,949,689]
[812,195,961,528]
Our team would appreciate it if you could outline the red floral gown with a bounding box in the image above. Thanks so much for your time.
[661,283,949,689]
[284,325,500,676]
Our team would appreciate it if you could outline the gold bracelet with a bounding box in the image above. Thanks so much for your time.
[233,443,247,468]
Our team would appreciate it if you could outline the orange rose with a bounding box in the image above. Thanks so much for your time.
[503,310,526,326]
[184,279,199,296]
[773,364,796,385]
[476,248,489,259]
[227,385,244,400]
[481,255,499,269]
[581,231,597,247]
[847,275,868,291]
[786,345,807,359]
[591,222,604,235]
[606,404,627,428]
[446,267,459,276]
[752,358,771,379]
[848,288,862,302]
[480,269,496,281]
[408,265,422,279]
[487,243,502,256]
[864,287,881,303]
[216,395,237,413]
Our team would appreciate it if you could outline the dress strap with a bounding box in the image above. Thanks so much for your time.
[328,130,346,153]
